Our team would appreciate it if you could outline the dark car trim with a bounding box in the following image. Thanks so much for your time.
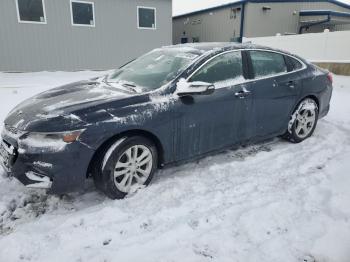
[183,48,307,85]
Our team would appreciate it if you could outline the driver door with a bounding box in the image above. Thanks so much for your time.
[171,51,252,161]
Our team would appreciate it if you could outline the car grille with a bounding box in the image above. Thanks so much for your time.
[5,125,20,135]
[1,125,26,141]
[0,137,18,172]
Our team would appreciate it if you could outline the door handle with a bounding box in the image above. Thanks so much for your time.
[287,81,296,89]
[235,90,251,98]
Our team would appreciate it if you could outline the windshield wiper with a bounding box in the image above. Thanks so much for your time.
[121,82,138,93]
[102,78,138,93]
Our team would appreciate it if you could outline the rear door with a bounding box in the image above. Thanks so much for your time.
[247,50,300,138]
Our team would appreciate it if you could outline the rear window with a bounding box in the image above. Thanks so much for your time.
[250,51,287,78]
[286,56,303,72]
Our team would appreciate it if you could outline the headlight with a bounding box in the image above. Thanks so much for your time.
[16,130,85,154]
[25,130,85,144]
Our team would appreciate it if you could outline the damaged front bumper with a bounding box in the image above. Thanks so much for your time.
[0,126,96,194]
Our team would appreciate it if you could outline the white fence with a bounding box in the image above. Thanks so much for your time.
[244,30,350,63]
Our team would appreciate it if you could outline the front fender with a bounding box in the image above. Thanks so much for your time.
[79,95,177,164]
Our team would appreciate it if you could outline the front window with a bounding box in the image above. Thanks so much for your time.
[138,7,156,29]
[16,0,46,24]
[107,48,201,92]
[71,0,95,27]
[250,51,287,78]
[190,51,244,87]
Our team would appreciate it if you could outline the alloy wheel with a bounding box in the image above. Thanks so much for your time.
[113,145,153,193]
[295,107,316,139]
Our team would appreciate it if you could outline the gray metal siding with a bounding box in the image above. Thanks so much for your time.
[0,0,172,72]
[173,5,242,44]
[173,1,350,43]
[244,2,350,37]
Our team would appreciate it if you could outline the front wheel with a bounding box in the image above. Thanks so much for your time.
[283,98,319,143]
[93,136,158,199]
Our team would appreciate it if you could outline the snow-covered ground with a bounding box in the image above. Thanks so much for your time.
[0,71,349,262]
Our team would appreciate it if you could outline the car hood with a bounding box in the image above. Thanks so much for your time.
[4,80,140,132]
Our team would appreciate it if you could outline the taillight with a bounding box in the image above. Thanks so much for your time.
[327,73,333,84]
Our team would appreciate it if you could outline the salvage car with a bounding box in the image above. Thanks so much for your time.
[0,43,333,199]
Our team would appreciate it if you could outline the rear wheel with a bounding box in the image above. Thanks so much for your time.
[92,136,158,199]
[283,98,318,143]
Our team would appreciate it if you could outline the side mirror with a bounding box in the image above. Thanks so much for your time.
[176,79,215,97]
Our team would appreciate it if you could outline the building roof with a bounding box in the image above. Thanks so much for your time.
[300,9,350,17]
[173,0,350,19]
[299,9,350,27]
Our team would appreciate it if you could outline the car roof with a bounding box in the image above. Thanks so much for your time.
[164,42,273,52]
[162,42,305,62]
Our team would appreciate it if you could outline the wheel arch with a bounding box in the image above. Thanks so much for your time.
[283,94,320,135]
[294,94,320,113]
[86,129,165,178]
[304,95,320,109]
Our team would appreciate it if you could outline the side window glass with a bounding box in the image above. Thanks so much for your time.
[250,51,287,78]
[190,52,244,86]
[286,56,303,72]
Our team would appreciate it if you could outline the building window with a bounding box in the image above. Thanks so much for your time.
[70,0,95,27]
[15,0,47,24]
[192,37,200,43]
[138,6,156,29]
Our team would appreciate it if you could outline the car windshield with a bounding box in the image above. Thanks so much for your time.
[106,48,202,92]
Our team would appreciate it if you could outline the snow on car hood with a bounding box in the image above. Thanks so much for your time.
[4,80,133,132]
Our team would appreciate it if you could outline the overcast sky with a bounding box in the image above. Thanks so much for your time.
[173,0,350,16]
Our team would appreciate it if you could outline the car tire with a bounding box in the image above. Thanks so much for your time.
[92,136,158,199]
[283,98,319,143]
